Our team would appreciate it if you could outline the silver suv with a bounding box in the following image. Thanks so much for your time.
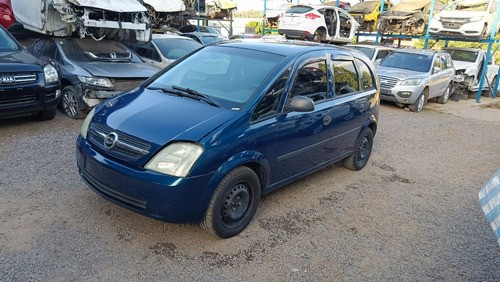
[376,49,455,112]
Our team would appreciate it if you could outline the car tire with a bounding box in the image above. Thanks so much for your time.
[62,85,85,119]
[408,89,427,113]
[343,127,373,171]
[436,84,451,104]
[312,29,322,42]
[35,108,56,121]
[201,166,261,239]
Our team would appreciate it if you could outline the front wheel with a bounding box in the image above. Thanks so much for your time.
[343,128,373,171]
[437,84,451,104]
[62,85,86,119]
[201,166,261,239]
[408,90,427,112]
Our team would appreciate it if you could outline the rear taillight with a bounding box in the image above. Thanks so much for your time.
[0,4,14,28]
[305,13,321,20]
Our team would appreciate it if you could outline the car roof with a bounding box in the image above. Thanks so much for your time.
[391,48,444,56]
[212,39,352,57]
[347,44,394,50]
[444,47,483,52]
[183,31,221,37]
[152,33,191,39]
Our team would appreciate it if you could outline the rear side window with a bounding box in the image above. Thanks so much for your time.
[355,58,375,91]
[332,60,359,95]
[286,6,313,13]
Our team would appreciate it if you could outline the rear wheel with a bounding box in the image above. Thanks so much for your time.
[201,166,261,239]
[343,128,374,171]
[312,29,322,42]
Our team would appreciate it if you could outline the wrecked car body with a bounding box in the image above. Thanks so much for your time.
[444,47,499,96]
[11,0,151,41]
[379,0,435,35]
[185,0,237,19]
[349,0,392,32]
[140,0,185,30]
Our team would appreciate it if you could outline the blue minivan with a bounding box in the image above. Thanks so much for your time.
[76,40,379,238]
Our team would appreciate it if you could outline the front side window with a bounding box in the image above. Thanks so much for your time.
[332,60,359,95]
[291,60,328,103]
[252,69,290,121]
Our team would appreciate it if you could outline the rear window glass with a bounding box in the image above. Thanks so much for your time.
[349,46,375,60]
[286,5,313,13]
[154,38,202,60]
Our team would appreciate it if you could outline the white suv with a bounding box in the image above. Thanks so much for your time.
[429,0,499,39]
[278,4,359,44]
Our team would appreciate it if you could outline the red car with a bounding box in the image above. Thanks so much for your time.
[0,0,15,29]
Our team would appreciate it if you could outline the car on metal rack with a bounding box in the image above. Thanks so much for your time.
[346,44,394,64]
[0,25,60,121]
[76,39,379,239]
[376,49,455,112]
[278,4,360,44]
[348,0,392,32]
[26,37,160,119]
[181,31,226,45]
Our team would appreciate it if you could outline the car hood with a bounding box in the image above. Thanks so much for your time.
[99,88,238,146]
[452,60,476,71]
[437,10,488,19]
[0,51,43,72]
[78,62,159,78]
[67,0,147,12]
[376,65,428,79]
[142,0,185,12]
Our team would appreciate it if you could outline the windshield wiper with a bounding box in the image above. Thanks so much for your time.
[172,85,221,108]
[147,86,220,108]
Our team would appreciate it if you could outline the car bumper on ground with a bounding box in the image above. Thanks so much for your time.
[76,135,215,223]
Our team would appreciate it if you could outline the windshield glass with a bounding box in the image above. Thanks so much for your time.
[154,38,202,60]
[147,46,285,110]
[380,52,432,72]
[59,39,142,63]
[453,1,489,11]
[349,1,379,13]
[349,46,376,60]
[0,28,21,52]
[445,49,478,62]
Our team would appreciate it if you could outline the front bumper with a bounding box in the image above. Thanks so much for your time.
[0,82,60,119]
[76,135,215,223]
[429,20,487,38]
[379,84,425,105]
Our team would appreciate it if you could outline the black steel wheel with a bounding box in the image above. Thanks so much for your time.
[343,127,374,171]
[202,166,261,239]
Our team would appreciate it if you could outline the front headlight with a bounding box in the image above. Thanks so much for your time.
[78,76,113,88]
[433,15,441,21]
[80,107,96,139]
[400,79,422,86]
[145,143,204,177]
[468,16,483,22]
[43,64,58,83]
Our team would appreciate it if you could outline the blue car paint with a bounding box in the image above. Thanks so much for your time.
[77,40,379,224]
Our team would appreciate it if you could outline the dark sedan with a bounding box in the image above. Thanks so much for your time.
[27,38,160,119]
[77,40,379,238]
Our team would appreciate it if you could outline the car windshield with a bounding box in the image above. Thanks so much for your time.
[59,39,141,63]
[0,28,21,52]
[449,1,489,11]
[154,38,202,60]
[380,52,432,72]
[349,1,379,13]
[147,46,285,110]
[349,46,376,60]
[446,49,478,62]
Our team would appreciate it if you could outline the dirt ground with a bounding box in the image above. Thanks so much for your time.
[1,97,499,280]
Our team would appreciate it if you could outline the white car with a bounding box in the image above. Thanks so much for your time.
[124,34,202,69]
[11,0,151,41]
[278,4,359,44]
[429,0,499,39]
[346,44,394,64]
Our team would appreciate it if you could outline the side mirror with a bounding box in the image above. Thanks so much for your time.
[286,96,315,112]
[433,67,441,74]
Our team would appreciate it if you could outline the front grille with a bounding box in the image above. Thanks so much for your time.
[0,72,37,85]
[441,18,468,29]
[89,123,151,161]
[112,79,145,91]
[0,93,37,106]
[378,75,399,89]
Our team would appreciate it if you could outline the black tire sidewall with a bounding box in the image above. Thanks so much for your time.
[353,128,373,170]
[62,85,83,119]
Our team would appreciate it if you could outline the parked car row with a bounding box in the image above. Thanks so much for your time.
[278,0,499,41]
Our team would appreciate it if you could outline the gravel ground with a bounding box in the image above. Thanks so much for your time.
[1,99,499,281]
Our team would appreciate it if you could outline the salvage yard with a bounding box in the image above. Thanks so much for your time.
[1,99,499,280]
